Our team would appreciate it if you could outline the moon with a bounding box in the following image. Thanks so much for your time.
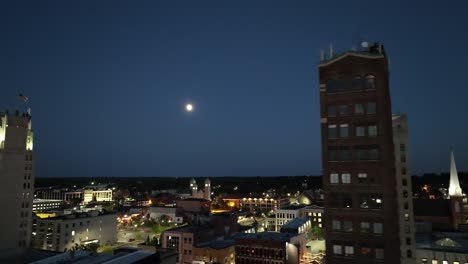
[186,103,194,112]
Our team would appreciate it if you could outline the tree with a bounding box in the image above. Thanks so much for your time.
[309,226,324,240]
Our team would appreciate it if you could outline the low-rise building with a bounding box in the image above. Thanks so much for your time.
[31,210,116,252]
[32,199,64,213]
[275,205,306,232]
[303,205,324,228]
[235,232,306,264]
[35,188,83,203]
[416,226,468,264]
[83,188,113,204]
[240,196,290,212]
[149,206,183,223]
[192,239,235,264]
[280,218,311,235]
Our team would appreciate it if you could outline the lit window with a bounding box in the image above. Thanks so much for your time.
[404,214,409,221]
[373,223,383,234]
[332,245,342,255]
[358,173,368,183]
[71,231,75,236]
[344,246,354,256]
[431,260,438,264]
[341,173,351,184]
[375,248,384,260]
[330,173,339,184]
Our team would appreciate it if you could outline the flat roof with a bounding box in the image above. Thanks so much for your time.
[416,232,468,253]
[235,232,298,242]
[281,218,309,229]
[195,239,234,249]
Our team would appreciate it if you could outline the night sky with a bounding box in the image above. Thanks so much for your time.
[2,1,468,177]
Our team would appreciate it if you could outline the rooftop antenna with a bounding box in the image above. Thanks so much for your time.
[320,49,325,61]
[329,44,334,58]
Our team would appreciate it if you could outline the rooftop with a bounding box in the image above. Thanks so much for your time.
[278,204,307,210]
[416,231,468,254]
[318,42,386,67]
[195,239,235,249]
[281,218,309,230]
[235,232,298,242]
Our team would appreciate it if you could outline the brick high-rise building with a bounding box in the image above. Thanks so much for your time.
[319,43,400,263]
[0,110,34,251]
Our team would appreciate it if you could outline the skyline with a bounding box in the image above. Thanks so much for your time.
[2,0,468,177]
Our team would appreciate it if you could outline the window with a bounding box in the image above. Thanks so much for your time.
[338,147,351,161]
[332,220,341,231]
[344,246,354,256]
[343,221,353,232]
[341,173,351,184]
[375,248,384,260]
[355,126,365,137]
[374,223,383,234]
[402,179,407,186]
[360,222,371,233]
[339,124,349,138]
[403,191,408,198]
[355,145,367,160]
[328,146,338,161]
[352,76,363,90]
[431,261,438,264]
[368,145,380,160]
[404,202,409,210]
[406,237,411,245]
[421,258,428,264]
[368,125,378,137]
[404,213,409,221]
[328,105,337,117]
[328,125,337,138]
[400,144,406,151]
[367,102,376,114]
[402,167,407,175]
[339,105,348,115]
[330,173,339,184]
[358,173,368,183]
[407,250,412,258]
[354,104,364,114]
[401,155,406,163]
[360,245,371,257]
[359,194,383,209]
[332,245,342,255]
[364,75,375,89]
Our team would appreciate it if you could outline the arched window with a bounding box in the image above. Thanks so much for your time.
[352,76,363,90]
[364,75,375,89]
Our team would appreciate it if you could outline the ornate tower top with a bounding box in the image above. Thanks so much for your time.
[449,149,463,197]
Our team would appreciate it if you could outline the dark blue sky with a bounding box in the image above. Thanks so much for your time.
[2,1,468,177]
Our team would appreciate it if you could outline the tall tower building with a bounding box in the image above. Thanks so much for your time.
[319,43,400,263]
[0,110,34,251]
[190,178,198,197]
[204,178,211,201]
[392,113,416,263]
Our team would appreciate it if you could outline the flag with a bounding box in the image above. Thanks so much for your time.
[18,93,29,102]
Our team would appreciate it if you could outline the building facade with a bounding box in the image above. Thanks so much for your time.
[83,188,113,203]
[275,205,306,232]
[303,205,324,228]
[31,211,116,252]
[240,197,290,212]
[393,113,417,263]
[0,111,34,250]
[32,199,64,213]
[192,239,235,264]
[319,43,401,263]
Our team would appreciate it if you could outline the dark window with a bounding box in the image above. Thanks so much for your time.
[327,79,346,93]
[343,221,353,232]
[401,155,406,163]
[364,75,375,89]
[328,125,337,138]
[402,179,407,186]
[368,145,380,160]
[355,145,367,160]
[355,126,365,137]
[339,124,349,138]
[360,222,371,233]
[328,146,338,161]
[354,104,364,114]
[404,202,409,210]
[328,105,337,117]
[368,125,378,137]
[338,147,351,161]
[400,144,405,152]
[360,244,372,257]
[339,105,349,115]
[352,76,363,90]
[402,167,407,175]
[406,250,412,258]
[367,102,376,114]
[406,237,411,245]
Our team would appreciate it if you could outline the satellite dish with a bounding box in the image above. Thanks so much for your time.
[361,41,369,48]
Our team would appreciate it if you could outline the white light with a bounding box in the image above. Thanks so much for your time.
[186,104,193,112]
